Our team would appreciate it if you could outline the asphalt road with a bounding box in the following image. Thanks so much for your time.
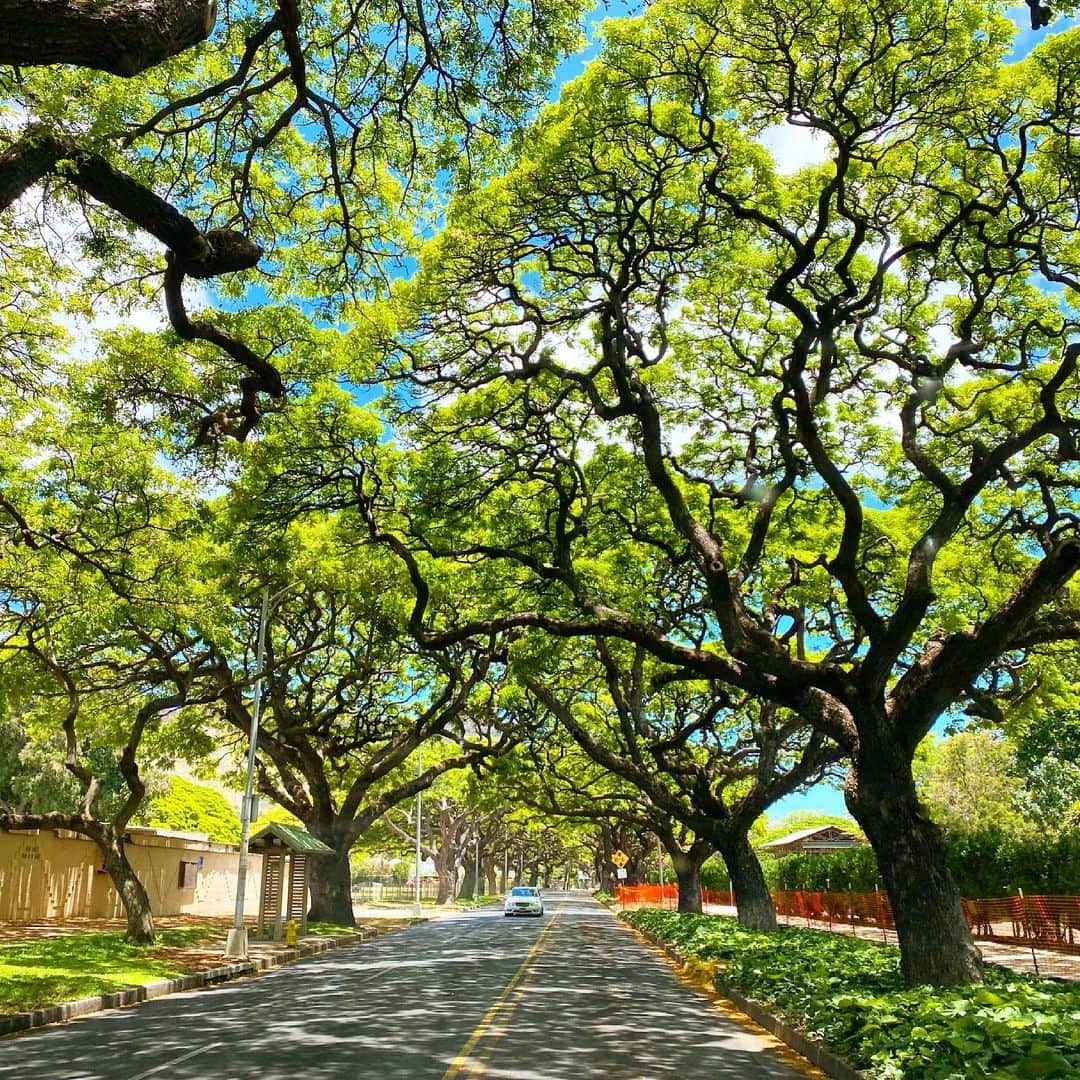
[0,891,813,1079]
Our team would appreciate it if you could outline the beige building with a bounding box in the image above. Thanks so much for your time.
[0,826,261,922]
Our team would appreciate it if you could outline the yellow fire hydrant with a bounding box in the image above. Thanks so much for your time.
[284,919,299,947]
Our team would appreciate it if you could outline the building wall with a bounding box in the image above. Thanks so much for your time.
[0,829,262,921]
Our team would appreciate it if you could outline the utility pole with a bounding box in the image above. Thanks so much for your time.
[474,823,481,899]
[225,585,271,959]
[412,746,423,917]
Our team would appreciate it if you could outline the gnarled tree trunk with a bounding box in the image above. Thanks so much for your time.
[434,846,458,904]
[846,739,982,987]
[459,862,477,900]
[668,841,711,914]
[595,859,614,893]
[718,832,776,931]
[96,826,155,944]
[306,844,355,928]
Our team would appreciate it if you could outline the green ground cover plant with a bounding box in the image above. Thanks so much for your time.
[0,928,220,1014]
[625,911,1080,1079]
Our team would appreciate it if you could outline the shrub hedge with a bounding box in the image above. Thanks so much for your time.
[144,776,241,844]
[765,829,1080,897]
[643,830,1080,898]
[625,909,1080,1079]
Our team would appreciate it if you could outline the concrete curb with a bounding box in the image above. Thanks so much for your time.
[620,914,866,1080]
[0,926,397,1038]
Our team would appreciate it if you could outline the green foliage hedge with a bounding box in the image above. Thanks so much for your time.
[767,845,880,892]
[945,831,1080,897]
[644,856,760,891]
[766,830,1080,897]
[625,910,1080,1079]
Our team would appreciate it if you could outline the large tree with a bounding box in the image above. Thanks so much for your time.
[131,516,513,925]
[515,635,838,923]
[370,0,1080,985]
[0,440,216,944]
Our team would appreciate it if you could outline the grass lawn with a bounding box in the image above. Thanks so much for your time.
[305,921,364,936]
[0,928,221,1014]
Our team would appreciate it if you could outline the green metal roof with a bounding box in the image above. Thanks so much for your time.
[249,822,334,854]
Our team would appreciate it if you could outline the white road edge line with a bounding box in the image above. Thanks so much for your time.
[129,1041,221,1079]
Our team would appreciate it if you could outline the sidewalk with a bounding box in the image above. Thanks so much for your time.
[699,903,1080,981]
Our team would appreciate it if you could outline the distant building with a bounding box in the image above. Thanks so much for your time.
[759,825,864,858]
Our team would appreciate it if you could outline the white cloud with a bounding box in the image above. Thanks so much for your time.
[757,123,832,174]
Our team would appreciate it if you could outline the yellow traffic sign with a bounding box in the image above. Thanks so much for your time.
[611,850,629,868]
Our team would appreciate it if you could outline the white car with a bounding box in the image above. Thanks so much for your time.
[504,886,544,917]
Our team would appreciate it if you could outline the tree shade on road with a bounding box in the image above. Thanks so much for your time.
[0,893,812,1079]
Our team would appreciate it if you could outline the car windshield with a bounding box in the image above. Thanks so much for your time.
[509,887,538,896]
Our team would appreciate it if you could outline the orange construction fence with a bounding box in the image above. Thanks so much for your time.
[613,885,1080,954]
[613,883,730,909]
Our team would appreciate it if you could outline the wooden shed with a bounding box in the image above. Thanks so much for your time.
[248,822,332,939]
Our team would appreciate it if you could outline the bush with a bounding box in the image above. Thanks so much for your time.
[766,830,1080,897]
[145,777,241,844]
[700,856,732,891]
[644,855,768,891]
[766,845,880,891]
[946,830,1080,897]
[625,910,1080,1079]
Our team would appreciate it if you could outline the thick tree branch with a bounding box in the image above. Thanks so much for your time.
[890,538,1080,745]
[0,0,217,77]
[1,124,282,441]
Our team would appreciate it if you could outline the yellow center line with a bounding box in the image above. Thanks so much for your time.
[443,905,563,1079]
[470,956,537,1073]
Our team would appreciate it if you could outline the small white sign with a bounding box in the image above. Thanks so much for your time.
[616,868,628,880]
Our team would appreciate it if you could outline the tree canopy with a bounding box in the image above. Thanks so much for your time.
[3,0,1080,988]
[362,0,1080,984]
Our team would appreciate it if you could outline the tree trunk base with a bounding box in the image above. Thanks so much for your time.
[307,851,356,928]
[847,761,983,987]
[722,835,777,931]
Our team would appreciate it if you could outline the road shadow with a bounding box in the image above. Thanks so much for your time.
[0,895,807,1079]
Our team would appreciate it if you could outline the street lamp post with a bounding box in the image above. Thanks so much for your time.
[224,584,272,959]
[412,746,423,917]
[474,824,481,899]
